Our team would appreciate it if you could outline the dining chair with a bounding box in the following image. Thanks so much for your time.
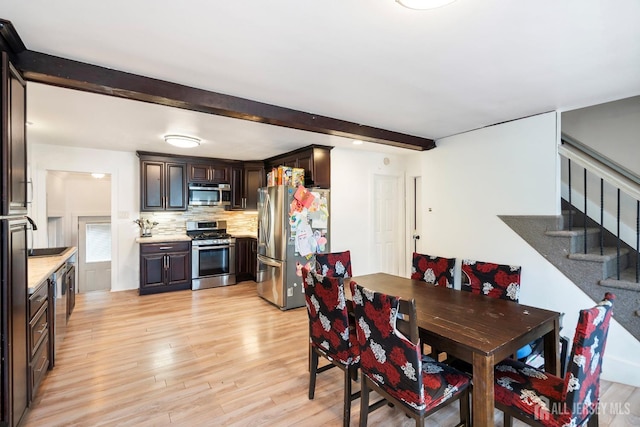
[461,258,522,301]
[301,267,360,427]
[410,252,455,288]
[459,258,548,364]
[493,292,615,427]
[349,281,471,427]
[315,250,352,278]
[409,252,455,361]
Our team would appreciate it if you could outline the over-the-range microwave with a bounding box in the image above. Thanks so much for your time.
[188,183,231,206]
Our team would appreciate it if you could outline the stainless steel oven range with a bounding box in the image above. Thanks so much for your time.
[187,220,236,290]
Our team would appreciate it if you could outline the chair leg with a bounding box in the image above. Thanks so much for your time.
[503,413,513,427]
[343,366,352,427]
[309,348,318,399]
[459,390,470,426]
[359,377,370,427]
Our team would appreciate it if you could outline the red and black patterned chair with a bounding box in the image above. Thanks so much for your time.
[461,259,521,301]
[349,281,471,427]
[302,267,360,427]
[494,293,615,427]
[315,250,352,278]
[410,252,455,288]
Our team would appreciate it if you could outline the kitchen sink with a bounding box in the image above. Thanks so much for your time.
[28,247,69,257]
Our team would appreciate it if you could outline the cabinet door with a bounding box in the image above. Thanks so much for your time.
[249,238,257,278]
[244,166,264,210]
[66,265,76,318]
[167,251,191,286]
[310,147,331,188]
[141,161,164,210]
[2,52,28,215]
[165,162,187,210]
[235,238,251,281]
[230,166,244,210]
[210,165,229,183]
[140,253,166,290]
[5,220,28,426]
[188,163,210,183]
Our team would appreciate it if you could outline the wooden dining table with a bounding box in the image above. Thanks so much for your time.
[347,273,561,427]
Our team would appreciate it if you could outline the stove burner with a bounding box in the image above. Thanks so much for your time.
[190,232,232,240]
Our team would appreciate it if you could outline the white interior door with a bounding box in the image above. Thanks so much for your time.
[78,216,111,292]
[373,174,403,275]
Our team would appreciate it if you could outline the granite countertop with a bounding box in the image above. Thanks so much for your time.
[135,234,192,243]
[28,247,78,294]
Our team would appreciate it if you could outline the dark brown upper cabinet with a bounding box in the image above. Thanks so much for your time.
[188,161,229,184]
[231,162,264,210]
[138,154,187,211]
[1,51,27,216]
[265,145,332,189]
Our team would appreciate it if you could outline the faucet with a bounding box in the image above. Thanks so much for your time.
[24,215,38,230]
[24,216,38,256]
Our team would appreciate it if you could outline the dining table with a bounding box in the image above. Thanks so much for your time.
[346,273,561,427]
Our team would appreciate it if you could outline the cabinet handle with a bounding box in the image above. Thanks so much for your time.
[164,255,168,270]
[159,246,173,250]
[37,325,47,334]
[35,296,46,304]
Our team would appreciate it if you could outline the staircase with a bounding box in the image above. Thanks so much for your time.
[500,212,640,341]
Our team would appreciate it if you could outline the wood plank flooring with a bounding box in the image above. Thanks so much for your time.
[22,282,640,426]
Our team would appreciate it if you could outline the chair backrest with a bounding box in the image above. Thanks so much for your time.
[411,252,455,288]
[349,281,426,410]
[460,259,521,302]
[315,250,352,278]
[561,293,615,425]
[302,267,358,366]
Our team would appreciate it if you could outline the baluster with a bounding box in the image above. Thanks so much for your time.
[568,160,573,230]
[584,168,588,254]
[617,189,621,280]
[600,179,604,256]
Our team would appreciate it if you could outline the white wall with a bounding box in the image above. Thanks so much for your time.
[30,143,140,292]
[330,149,408,276]
[401,112,640,387]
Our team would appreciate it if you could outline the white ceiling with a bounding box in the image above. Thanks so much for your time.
[4,0,640,159]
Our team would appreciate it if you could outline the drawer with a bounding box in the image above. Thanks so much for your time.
[30,304,49,357]
[31,336,50,398]
[141,241,190,254]
[29,280,48,319]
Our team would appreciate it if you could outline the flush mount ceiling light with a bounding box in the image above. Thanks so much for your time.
[91,173,105,179]
[352,139,364,145]
[164,134,201,148]
[396,0,457,9]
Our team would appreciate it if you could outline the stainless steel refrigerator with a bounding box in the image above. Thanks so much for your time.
[256,185,330,310]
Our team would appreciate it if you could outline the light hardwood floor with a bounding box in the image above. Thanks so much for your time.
[23,282,639,426]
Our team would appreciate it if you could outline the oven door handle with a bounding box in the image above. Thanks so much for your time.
[193,244,234,250]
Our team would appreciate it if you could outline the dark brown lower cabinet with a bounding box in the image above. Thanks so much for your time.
[236,237,257,282]
[139,241,192,295]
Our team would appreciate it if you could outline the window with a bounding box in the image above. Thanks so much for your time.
[86,223,111,263]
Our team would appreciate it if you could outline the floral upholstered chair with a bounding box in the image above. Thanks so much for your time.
[349,281,471,426]
[461,259,521,301]
[302,267,360,427]
[493,293,615,427]
[315,250,352,278]
[410,252,455,288]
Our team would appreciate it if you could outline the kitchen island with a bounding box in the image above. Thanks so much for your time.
[26,246,77,403]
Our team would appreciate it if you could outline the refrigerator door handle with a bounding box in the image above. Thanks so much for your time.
[263,192,272,249]
[257,254,281,267]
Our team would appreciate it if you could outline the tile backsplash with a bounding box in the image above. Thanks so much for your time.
[137,207,257,236]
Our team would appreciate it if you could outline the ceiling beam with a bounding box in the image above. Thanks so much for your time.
[15,50,435,151]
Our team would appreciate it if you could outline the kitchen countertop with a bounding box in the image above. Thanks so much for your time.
[28,247,78,294]
[135,234,192,243]
[232,233,257,239]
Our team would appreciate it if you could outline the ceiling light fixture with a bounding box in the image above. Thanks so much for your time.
[164,134,201,148]
[396,0,457,10]
[352,139,364,145]
[91,173,105,179]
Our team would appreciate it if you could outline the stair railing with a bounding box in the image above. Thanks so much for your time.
[559,133,640,283]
